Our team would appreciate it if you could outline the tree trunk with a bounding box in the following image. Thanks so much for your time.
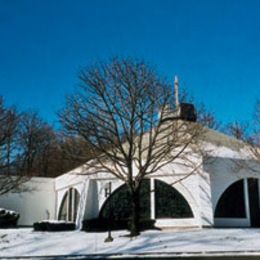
[129,188,140,237]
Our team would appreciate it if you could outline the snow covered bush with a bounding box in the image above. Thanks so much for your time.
[33,220,75,232]
[0,208,19,228]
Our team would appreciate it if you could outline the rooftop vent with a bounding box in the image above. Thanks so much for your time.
[160,76,197,123]
[160,103,197,123]
[179,103,197,122]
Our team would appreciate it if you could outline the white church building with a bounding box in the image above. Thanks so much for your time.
[0,121,259,230]
[0,76,259,230]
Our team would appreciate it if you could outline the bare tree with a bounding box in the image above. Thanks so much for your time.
[0,98,17,172]
[226,121,249,141]
[59,58,204,236]
[0,98,92,194]
[16,111,57,176]
[56,134,97,174]
[14,111,95,178]
[226,100,260,173]
[249,100,260,162]
[0,97,29,195]
[197,104,221,130]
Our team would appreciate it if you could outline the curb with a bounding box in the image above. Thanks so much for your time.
[2,251,260,259]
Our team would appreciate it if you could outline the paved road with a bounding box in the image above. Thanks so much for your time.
[2,254,260,260]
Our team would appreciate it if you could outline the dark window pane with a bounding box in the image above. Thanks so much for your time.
[73,189,80,222]
[68,188,73,221]
[155,180,193,218]
[58,192,68,221]
[215,179,246,218]
[139,179,151,219]
[100,180,151,220]
[58,188,80,222]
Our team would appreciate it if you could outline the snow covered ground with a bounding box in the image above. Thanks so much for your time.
[1,228,260,257]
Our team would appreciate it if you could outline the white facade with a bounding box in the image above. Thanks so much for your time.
[0,128,259,229]
[0,177,55,226]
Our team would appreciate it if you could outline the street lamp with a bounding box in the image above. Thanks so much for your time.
[104,181,113,242]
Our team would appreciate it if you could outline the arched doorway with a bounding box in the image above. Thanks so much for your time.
[214,178,260,227]
[58,188,80,222]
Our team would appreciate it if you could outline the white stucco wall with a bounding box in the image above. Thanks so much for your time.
[147,150,207,228]
[54,151,206,229]
[55,173,86,218]
[0,177,55,226]
[152,174,202,228]
[205,155,260,227]
[55,171,123,226]
[1,128,258,229]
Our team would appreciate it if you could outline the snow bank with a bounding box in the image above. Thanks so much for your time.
[0,208,18,216]
[37,220,73,224]
[1,228,260,257]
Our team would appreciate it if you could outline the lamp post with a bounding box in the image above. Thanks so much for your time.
[104,181,113,242]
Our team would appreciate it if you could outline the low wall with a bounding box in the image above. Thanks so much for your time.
[0,177,56,226]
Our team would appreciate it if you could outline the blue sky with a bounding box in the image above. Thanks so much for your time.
[0,0,259,126]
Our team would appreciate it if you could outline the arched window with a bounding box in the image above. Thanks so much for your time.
[58,188,80,222]
[214,179,246,218]
[99,179,194,220]
[155,180,193,218]
[99,180,151,220]
[58,191,68,221]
